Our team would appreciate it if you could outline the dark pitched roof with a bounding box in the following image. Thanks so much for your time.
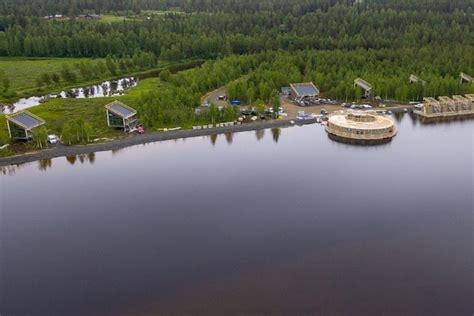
[7,111,45,129]
[105,100,137,118]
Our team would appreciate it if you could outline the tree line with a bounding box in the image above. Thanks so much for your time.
[0,2,472,58]
[226,48,474,103]
[35,52,156,88]
[130,46,474,131]
[1,0,472,17]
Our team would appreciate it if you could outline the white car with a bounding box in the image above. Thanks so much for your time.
[47,134,59,144]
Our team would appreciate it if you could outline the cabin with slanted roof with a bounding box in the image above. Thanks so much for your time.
[452,95,470,111]
[460,72,473,83]
[6,111,45,140]
[409,74,426,85]
[354,78,373,98]
[289,82,320,100]
[422,97,441,114]
[105,100,138,132]
[438,96,456,112]
[465,94,474,109]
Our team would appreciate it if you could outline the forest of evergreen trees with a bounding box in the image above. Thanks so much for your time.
[0,0,472,59]
[1,0,472,17]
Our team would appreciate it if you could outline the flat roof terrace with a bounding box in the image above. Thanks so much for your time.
[328,111,394,130]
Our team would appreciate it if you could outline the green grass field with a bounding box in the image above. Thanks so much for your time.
[0,57,103,95]
[0,77,161,156]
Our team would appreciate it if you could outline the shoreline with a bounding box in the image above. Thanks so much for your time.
[0,119,313,167]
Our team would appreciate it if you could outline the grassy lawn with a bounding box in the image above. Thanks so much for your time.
[0,77,161,156]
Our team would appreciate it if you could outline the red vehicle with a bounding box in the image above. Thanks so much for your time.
[136,124,145,134]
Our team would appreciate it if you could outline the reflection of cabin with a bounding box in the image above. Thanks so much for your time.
[289,82,319,100]
[409,74,426,85]
[105,100,138,132]
[6,111,45,140]
[452,95,471,111]
[460,72,473,83]
[354,78,373,98]
[422,97,441,114]
[438,96,456,112]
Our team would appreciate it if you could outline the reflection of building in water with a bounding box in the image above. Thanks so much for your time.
[1,165,19,176]
[415,94,474,122]
[326,110,397,145]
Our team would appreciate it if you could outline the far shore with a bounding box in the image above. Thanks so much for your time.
[0,105,414,167]
[0,119,313,167]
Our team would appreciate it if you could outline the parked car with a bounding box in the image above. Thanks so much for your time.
[320,108,328,115]
[218,95,227,100]
[47,134,59,144]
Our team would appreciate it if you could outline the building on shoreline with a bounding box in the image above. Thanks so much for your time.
[105,101,138,132]
[325,110,396,145]
[409,74,426,85]
[460,72,473,83]
[415,94,474,122]
[6,111,45,140]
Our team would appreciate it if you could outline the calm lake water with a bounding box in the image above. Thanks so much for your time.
[1,114,473,316]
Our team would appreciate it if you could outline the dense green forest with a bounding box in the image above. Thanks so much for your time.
[1,0,472,17]
[0,1,472,58]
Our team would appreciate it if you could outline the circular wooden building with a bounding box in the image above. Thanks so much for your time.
[326,110,397,145]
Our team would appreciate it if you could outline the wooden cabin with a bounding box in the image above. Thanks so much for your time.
[438,96,456,112]
[452,95,470,111]
[6,111,45,140]
[105,100,138,132]
[422,97,441,114]
[354,78,373,98]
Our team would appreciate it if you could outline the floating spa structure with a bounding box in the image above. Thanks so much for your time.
[325,110,397,145]
[414,94,474,122]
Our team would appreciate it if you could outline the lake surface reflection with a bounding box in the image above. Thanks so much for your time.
[0,114,473,316]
